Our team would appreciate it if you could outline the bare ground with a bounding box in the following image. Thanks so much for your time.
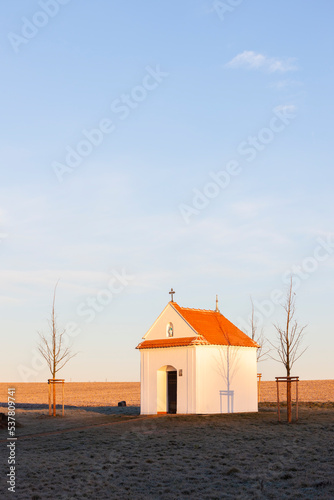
[0,381,333,499]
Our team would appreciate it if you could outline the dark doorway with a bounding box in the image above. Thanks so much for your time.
[167,370,177,414]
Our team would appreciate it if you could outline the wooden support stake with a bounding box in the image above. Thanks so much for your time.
[257,373,262,403]
[296,378,299,422]
[47,379,65,417]
[287,378,292,423]
[48,381,51,416]
[276,378,280,422]
[275,376,299,423]
[53,379,56,417]
[62,381,64,417]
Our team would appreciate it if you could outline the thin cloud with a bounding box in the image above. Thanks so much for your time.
[269,79,303,90]
[225,51,298,73]
[0,207,8,224]
[273,104,297,114]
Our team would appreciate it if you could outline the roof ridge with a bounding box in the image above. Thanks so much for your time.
[176,305,221,314]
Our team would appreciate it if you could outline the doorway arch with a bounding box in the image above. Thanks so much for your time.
[157,365,177,414]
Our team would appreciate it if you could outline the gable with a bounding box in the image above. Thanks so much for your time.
[141,303,198,341]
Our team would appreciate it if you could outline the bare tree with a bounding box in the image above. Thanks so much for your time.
[38,281,77,416]
[269,278,307,376]
[269,277,307,421]
[250,298,270,363]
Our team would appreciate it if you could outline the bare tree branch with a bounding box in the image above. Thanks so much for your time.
[268,277,307,376]
[249,297,270,362]
[37,281,78,379]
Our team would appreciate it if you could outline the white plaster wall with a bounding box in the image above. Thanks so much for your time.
[195,345,258,413]
[142,304,197,341]
[140,347,196,415]
[156,369,167,412]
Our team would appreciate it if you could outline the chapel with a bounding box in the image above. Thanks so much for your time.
[136,290,259,414]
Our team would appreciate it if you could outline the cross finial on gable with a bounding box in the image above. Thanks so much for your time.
[169,288,175,302]
[215,294,219,313]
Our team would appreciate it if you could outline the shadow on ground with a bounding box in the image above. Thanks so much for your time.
[0,402,140,415]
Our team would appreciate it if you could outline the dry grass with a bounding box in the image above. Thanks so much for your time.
[1,379,333,409]
[0,382,140,408]
[259,379,334,403]
[0,381,333,499]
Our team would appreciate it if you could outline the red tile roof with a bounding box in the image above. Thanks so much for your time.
[136,303,259,349]
[172,303,258,348]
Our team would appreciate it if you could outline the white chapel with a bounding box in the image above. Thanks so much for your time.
[136,290,259,415]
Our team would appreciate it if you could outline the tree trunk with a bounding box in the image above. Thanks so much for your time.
[53,306,56,416]
[287,378,292,423]
[53,380,56,417]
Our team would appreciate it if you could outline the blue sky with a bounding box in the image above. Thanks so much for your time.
[1,1,333,382]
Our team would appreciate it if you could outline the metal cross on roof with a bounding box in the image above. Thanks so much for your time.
[169,288,175,302]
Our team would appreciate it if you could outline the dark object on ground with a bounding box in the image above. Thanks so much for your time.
[0,412,8,429]
[0,412,21,429]
[118,401,126,407]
